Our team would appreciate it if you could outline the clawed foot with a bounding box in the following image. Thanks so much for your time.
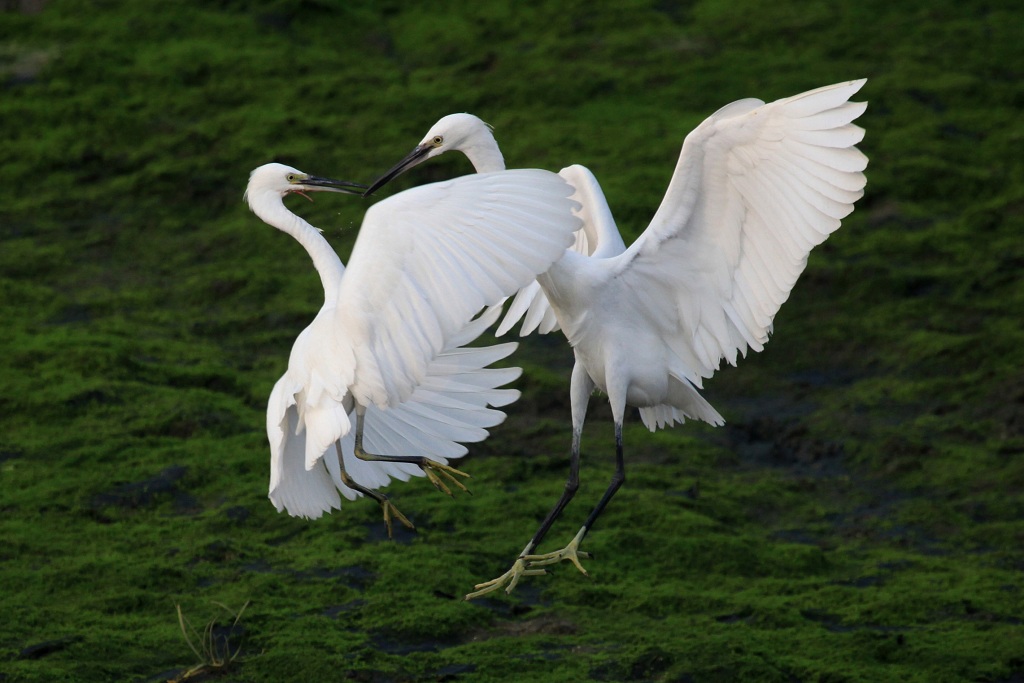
[378,497,415,538]
[523,527,591,575]
[421,460,471,497]
[464,528,592,600]
[353,439,471,497]
[464,557,548,600]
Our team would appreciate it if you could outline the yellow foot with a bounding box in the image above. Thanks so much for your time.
[422,460,471,497]
[379,498,415,538]
[523,527,591,576]
[464,557,548,600]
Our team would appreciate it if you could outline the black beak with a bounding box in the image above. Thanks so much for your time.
[302,176,367,195]
[362,143,432,197]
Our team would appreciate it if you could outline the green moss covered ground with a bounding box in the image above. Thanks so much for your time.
[1,1,1021,681]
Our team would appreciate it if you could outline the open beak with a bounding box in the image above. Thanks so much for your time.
[362,143,432,197]
[300,176,367,195]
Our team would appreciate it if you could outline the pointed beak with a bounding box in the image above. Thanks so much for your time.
[300,176,367,195]
[362,143,432,197]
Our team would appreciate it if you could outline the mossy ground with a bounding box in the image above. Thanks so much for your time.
[1,1,1021,681]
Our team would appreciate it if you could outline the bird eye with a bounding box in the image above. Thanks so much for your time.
[432,135,444,147]
[286,174,297,182]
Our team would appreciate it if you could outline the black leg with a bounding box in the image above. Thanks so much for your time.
[520,426,583,556]
[519,421,625,576]
[351,408,470,496]
[580,421,626,535]
[463,363,596,600]
[335,442,414,537]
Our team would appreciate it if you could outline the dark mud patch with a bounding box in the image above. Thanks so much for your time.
[589,645,675,682]
[714,606,755,624]
[369,631,452,655]
[0,448,22,463]
[322,599,367,619]
[800,608,912,638]
[364,517,418,545]
[223,504,250,525]
[89,465,199,516]
[463,611,578,645]
[17,635,83,660]
[465,582,549,617]
[727,416,845,475]
[430,663,477,680]
[241,560,375,590]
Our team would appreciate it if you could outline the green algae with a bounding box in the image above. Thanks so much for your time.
[1,0,1022,681]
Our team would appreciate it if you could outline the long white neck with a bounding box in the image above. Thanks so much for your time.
[249,192,344,299]
[463,132,506,173]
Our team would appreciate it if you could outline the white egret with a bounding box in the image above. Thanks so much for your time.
[364,80,869,596]
[245,163,582,534]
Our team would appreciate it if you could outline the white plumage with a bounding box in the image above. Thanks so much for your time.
[365,80,868,596]
[245,164,581,525]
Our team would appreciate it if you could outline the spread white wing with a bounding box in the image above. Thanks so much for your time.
[335,169,581,410]
[601,79,868,386]
[267,305,521,519]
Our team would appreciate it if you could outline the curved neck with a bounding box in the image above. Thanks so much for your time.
[249,192,344,299]
[464,135,506,173]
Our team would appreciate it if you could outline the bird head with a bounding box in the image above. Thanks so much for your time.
[245,163,366,205]
[362,114,495,196]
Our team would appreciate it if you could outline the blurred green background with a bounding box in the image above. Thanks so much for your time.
[1,1,1021,681]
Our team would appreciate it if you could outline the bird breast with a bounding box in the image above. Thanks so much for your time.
[569,312,675,408]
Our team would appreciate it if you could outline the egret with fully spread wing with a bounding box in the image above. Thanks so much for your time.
[364,80,869,596]
[245,163,581,534]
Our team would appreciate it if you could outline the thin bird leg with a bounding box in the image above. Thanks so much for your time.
[335,442,414,538]
[464,426,583,601]
[526,425,583,551]
[351,407,471,496]
[464,365,594,601]
[524,421,626,574]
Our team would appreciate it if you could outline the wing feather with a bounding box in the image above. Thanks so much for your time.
[339,169,580,407]
[267,377,351,519]
[604,79,867,379]
[794,101,867,131]
[269,308,525,516]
